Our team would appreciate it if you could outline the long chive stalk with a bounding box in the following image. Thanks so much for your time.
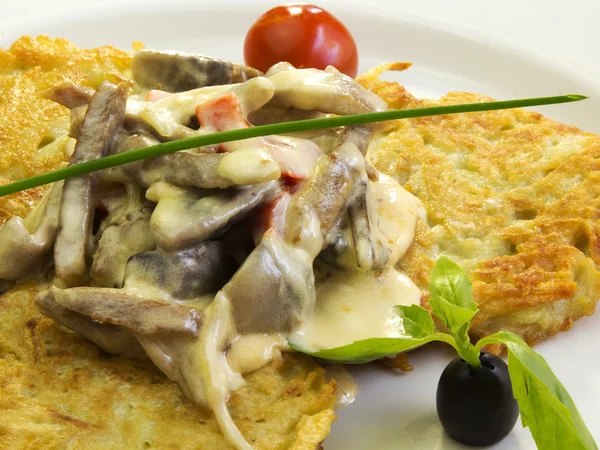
[0,94,586,198]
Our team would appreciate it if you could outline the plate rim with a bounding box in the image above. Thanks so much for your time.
[2,0,600,95]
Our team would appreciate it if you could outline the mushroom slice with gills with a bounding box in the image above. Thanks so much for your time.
[0,181,63,280]
[284,127,369,249]
[35,289,147,360]
[132,49,262,93]
[90,187,156,288]
[123,241,231,301]
[146,180,281,251]
[266,65,387,115]
[54,82,127,286]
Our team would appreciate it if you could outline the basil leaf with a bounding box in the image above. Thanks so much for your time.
[397,304,435,337]
[290,333,455,364]
[429,256,477,325]
[429,257,480,366]
[476,332,598,450]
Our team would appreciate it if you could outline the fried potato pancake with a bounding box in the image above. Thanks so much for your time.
[0,35,132,224]
[359,64,600,347]
[0,36,336,450]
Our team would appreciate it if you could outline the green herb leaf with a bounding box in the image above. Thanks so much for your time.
[397,304,435,337]
[290,333,455,364]
[290,304,457,363]
[428,257,480,367]
[476,332,598,450]
[0,94,587,198]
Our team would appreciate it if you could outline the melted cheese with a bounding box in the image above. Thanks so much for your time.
[217,148,281,185]
[126,77,274,138]
[289,267,421,351]
[372,173,427,264]
[324,364,359,409]
[226,333,287,378]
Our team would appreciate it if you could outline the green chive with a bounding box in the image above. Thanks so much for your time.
[0,94,587,198]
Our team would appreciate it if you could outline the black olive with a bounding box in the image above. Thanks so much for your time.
[436,352,519,446]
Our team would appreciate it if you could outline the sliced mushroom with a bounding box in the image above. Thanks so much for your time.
[132,49,262,93]
[108,132,278,189]
[247,105,324,126]
[91,188,156,288]
[35,289,147,359]
[343,127,390,270]
[225,233,314,333]
[0,181,63,280]
[44,83,94,109]
[37,286,202,336]
[312,126,390,271]
[347,180,390,270]
[124,241,230,300]
[284,128,366,248]
[134,294,249,450]
[146,181,281,251]
[267,66,387,115]
[54,82,127,286]
[43,83,90,139]
[68,106,87,140]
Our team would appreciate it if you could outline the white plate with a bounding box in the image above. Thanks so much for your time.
[2,1,600,448]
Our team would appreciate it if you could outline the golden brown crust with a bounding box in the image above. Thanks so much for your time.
[379,353,414,372]
[360,65,600,347]
[0,36,132,225]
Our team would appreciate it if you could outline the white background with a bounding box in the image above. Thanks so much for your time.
[2,0,599,79]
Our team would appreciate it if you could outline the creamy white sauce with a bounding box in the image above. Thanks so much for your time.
[200,293,252,450]
[226,333,287,379]
[324,364,359,409]
[126,77,274,139]
[371,174,427,265]
[289,267,421,351]
[217,148,280,185]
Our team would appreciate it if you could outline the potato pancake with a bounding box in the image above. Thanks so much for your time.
[0,35,132,224]
[0,36,336,450]
[359,63,600,348]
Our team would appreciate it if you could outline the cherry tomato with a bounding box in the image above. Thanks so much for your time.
[244,4,359,78]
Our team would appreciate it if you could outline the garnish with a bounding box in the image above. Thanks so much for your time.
[0,94,586,198]
[291,257,598,449]
[244,4,359,77]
